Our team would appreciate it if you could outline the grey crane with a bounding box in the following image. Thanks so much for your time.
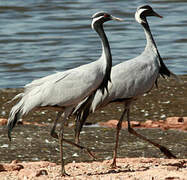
[7,12,123,175]
[74,5,180,168]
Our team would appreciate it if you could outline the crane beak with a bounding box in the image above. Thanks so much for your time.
[111,15,124,22]
[153,11,163,18]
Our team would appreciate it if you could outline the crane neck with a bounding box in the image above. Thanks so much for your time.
[96,25,112,65]
[95,24,112,94]
[141,19,172,79]
[141,21,158,54]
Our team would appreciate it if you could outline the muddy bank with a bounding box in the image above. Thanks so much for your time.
[0,158,187,180]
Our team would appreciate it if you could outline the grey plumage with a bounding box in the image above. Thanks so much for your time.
[74,5,179,167]
[7,12,123,175]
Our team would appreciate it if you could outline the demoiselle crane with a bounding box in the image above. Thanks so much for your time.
[7,12,123,175]
[74,5,180,168]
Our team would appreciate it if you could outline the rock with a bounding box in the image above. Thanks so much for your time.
[35,169,48,177]
[0,164,5,172]
[2,163,24,171]
[166,117,187,125]
[131,121,140,127]
[11,164,24,171]
[0,118,7,125]
[144,120,153,127]
[99,120,118,128]
[151,124,160,128]
[181,122,187,131]
[166,166,179,171]
[11,160,19,164]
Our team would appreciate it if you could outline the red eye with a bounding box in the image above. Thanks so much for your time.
[104,14,110,18]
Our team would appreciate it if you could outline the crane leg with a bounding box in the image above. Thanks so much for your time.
[50,112,96,160]
[126,109,177,159]
[59,111,70,176]
[59,126,66,176]
[111,108,127,168]
[62,138,96,160]
[74,115,82,144]
[58,108,75,176]
[51,111,63,139]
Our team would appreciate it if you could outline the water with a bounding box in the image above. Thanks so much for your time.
[0,0,187,88]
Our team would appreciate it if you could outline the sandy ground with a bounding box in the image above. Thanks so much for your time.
[0,158,187,180]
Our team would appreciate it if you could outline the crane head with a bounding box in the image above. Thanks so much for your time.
[91,12,123,30]
[135,5,163,24]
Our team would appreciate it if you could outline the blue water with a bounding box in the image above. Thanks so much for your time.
[0,0,187,88]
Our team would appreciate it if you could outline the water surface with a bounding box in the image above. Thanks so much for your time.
[0,0,187,88]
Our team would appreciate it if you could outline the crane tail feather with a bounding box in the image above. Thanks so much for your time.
[73,92,96,142]
[7,110,20,141]
[159,55,182,83]
[7,99,23,141]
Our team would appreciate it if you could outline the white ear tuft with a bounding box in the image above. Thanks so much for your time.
[135,8,147,24]
[91,16,103,30]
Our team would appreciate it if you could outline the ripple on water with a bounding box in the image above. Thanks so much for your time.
[0,0,187,88]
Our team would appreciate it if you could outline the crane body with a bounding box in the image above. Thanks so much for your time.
[7,12,123,175]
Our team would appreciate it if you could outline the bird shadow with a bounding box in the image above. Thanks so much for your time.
[162,160,187,169]
[81,165,150,177]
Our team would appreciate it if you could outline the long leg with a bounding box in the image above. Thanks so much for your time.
[62,138,96,159]
[126,109,176,159]
[110,108,127,168]
[51,111,63,139]
[58,107,96,176]
[59,110,70,176]
[51,111,96,159]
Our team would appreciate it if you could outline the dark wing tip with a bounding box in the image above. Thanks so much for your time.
[7,124,12,141]
[7,110,20,142]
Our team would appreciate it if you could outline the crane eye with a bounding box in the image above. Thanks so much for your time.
[104,14,110,18]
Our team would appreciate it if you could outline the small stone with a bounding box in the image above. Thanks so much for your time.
[12,164,24,171]
[3,164,24,171]
[11,160,19,164]
[131,121,140,127]
[144,120,153,126]
[151,124,159,128]
[166,117,187,125]
[0,164,5,172]
[35,169,48,177]
[166,166,179,171]
[181,122,187,131]
[0,118,7,125]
